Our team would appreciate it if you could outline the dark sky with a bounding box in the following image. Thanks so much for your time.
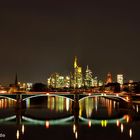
[0,0,140,85]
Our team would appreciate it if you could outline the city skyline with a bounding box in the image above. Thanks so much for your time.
[0,56,138,86]
[0,0,140,85]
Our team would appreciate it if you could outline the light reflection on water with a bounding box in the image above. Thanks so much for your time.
[0,96,140,140]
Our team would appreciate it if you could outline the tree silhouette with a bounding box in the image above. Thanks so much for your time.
[31,83,47,92]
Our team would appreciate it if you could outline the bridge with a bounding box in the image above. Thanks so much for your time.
[0,92,130,103]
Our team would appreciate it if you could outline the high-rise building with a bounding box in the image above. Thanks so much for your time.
[93,76,98,87]
[85,65,93,87]
[48,73,72,88]
[73,57,83,88]
[117,74,123,85]
[106,72,112,84]
[48,73,65,88]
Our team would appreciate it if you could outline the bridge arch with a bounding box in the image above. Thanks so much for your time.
[22,94,74,101]
[0,95,16,101]
[79,94,129,102]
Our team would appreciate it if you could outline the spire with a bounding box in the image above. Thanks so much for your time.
[74,56,78,68]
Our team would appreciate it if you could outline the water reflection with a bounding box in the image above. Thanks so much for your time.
[79,97,121,119]
[0,96,140,140]
[0,98,15,108]
[129,128,133,138]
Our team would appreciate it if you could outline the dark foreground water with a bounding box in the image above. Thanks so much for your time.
[0,96,140,140]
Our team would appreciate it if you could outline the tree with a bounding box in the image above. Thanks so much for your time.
[31,83,47,92]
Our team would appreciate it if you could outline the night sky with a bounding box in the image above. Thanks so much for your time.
[0,0,140,85]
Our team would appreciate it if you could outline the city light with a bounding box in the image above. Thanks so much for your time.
[129,129,133,138]
[121,124,124,133]
[45,121,50,129]
[22,125,25,134]
[101,120,107,127]
[16,130,19,140]
[116,120,120,127]
[88,120,92,128]
[73,124,76,133]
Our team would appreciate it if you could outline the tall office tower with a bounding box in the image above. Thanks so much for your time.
[73,57,83,88]
[106,72,112,84]
[64,76,70,88]
[85,65,93,87]
[93,76,98,87]
[48,73,65,88]
[117,74,124,85]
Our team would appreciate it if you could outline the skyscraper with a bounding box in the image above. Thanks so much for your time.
[117,74,124,85]
[73,57,83,88]
[106,72,112,84]
[85,65,93,87]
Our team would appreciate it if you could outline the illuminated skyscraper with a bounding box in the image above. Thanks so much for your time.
[48,73,72,88]
[117,74,123,85]
[74,57,83,88]
[48,73,65,88]
[93,76,98,87]
[106,72,112,84]
[85,65,93,87]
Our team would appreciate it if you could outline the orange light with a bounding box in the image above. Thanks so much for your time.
[124,115,130,123]
[126,96,129,101]
[45,121,50,128]
[116,120,120,127]
[88,120,91,128]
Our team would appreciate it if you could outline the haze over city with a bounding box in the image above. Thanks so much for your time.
[0,0,140,85]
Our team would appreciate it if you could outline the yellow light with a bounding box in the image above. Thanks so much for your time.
[74,57,78,68]
[126,96,129,101]
[78,67,82,73]
[101,120,107,127]
[124,115,130,123]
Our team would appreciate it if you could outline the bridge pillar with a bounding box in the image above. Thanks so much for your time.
[73,94,79,111]
[72,94,79,139]
[16,93,26,109]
